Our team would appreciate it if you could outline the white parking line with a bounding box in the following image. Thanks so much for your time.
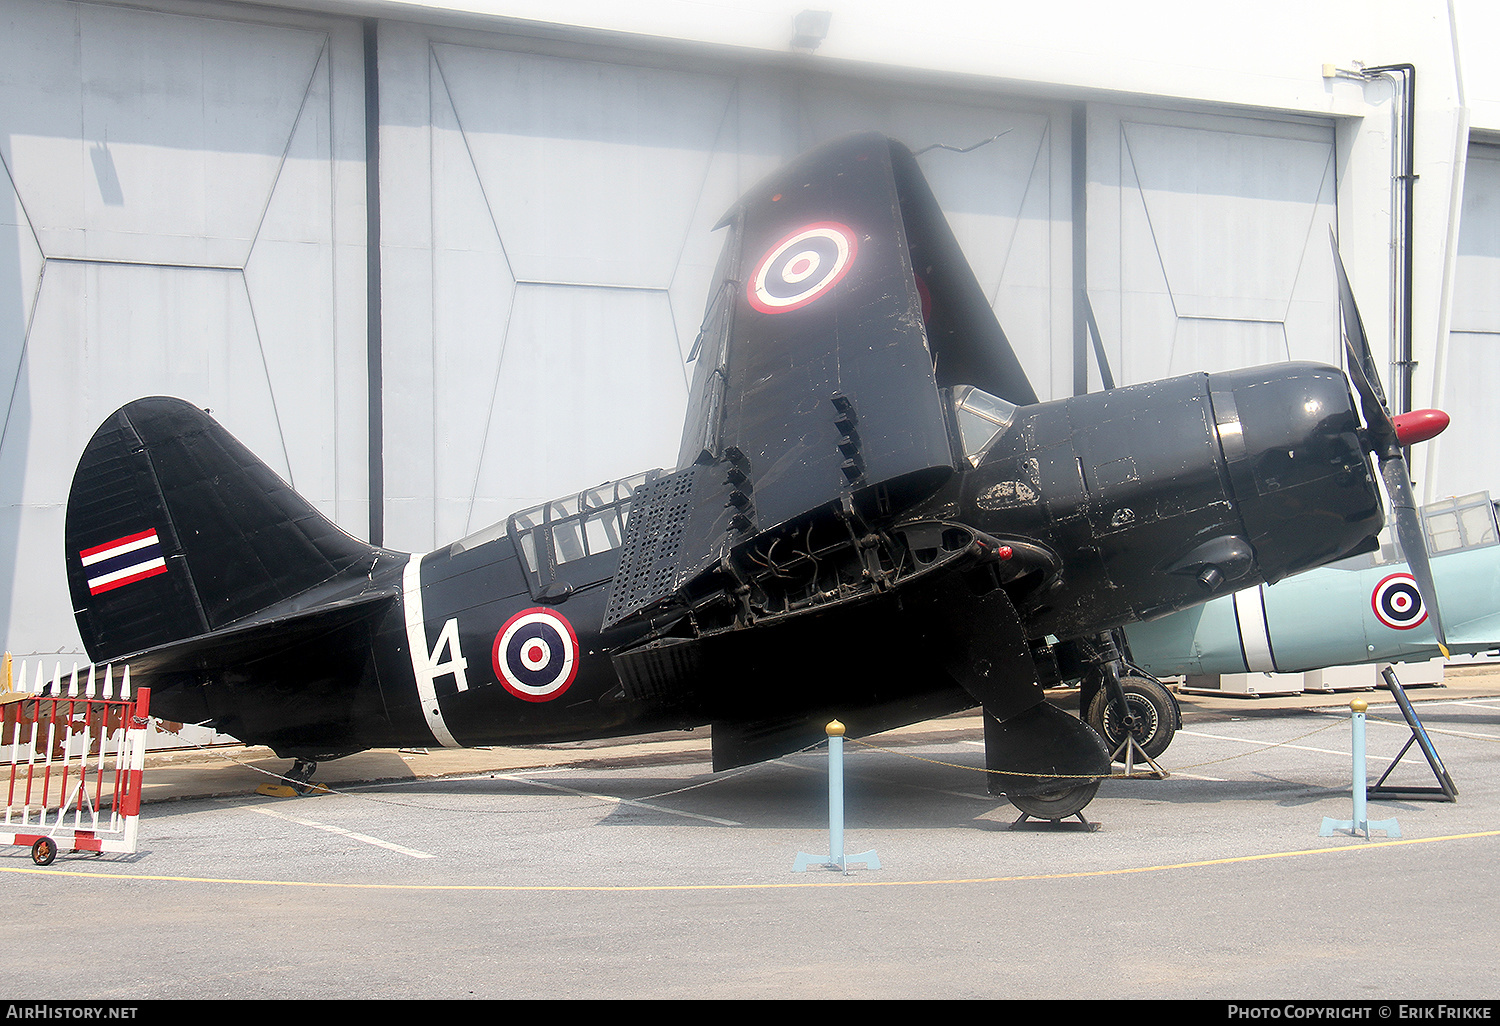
[1178,729,1349,758]
[1302,701,1500,743]
[245,805,436,858]
[774,756,994,802]
[968,736,1236,781]
[493,773,743,826]
[1367,721,1500,743]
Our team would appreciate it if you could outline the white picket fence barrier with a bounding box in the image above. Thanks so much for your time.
[0,655,150,865]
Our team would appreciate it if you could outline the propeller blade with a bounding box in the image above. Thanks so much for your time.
[1330,232,1398,455]
[1380,459,1450,657]
[1330,232,1450,656]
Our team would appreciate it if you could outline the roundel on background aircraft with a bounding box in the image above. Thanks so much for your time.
[492,608,580,702]
[746,222,858,314]
[1372,572,1427,631]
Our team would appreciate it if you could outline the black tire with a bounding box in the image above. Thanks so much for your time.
[30,837,57,866]
[1087,675,1176,761]
[1008,781,1099,820]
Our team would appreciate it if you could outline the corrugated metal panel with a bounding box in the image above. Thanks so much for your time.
[415,44,738,547]
[5,0,1411,664]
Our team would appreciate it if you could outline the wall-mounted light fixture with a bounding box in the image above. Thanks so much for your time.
[792,10,832,52]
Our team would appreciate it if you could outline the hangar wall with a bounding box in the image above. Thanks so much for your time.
[0,0,1494,662]
[373,19,1081,551]
[0,0,369,660]
[1440,142,1500,499]
[374,12,1362,552]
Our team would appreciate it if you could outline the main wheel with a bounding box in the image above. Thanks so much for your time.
[1087,675,1176,760]
[1008,780,1099,820]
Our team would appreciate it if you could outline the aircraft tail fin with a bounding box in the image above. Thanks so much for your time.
[66,397,390,662]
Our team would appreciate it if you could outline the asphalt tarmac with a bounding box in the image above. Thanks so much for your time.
[2,666,1499,1002]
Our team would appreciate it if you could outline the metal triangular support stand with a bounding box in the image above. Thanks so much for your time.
[1094,635,1167,780]
[1010,810,1098,831]
[1109,732,1168,780]
[1367,666,1458,802]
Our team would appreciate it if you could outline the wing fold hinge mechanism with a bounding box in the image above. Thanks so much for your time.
[608,477,1058,647]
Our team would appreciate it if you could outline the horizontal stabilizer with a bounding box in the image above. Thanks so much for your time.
[120,589,397,678]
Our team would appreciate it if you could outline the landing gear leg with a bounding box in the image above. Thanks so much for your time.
[1079,631,1175,774]
[1088,675,1177,762]
[286,759,318,794]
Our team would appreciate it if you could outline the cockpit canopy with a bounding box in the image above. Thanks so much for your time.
[950,385,1018,466]
[449,471,658,597]
[505,472,657,593]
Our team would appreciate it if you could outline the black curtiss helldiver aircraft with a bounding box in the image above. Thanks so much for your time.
[66,133,1420,820]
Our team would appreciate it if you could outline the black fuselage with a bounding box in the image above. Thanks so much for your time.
[160,361,1380,763]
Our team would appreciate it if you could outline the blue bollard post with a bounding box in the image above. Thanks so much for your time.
[1352,699,1368,828]
[1320,698,1400,839]
[828,723,845,865]
[794,720,880,873]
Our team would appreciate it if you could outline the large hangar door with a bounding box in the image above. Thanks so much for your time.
[376,23,1075,553]
[796,90,1072,403]
[1436,144,1500,500]
[0,0,367,657]
[378,30,742,550]
[1086,107,1339,388]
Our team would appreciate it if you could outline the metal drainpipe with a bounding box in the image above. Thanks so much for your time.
[1362,63,1417,418]
[364,18,384,547]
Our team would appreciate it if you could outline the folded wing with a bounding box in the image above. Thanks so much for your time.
[605,132,1037,633]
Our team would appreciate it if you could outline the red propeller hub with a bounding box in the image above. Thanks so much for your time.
[1392,409,1450,446]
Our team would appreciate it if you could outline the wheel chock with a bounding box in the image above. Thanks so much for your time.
[255,781,330,797]
[256,784,300,797]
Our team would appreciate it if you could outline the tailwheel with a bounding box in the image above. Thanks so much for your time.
[1008,780,1099,821]
[1087,675,1176,761]
[259,758,328,797]
[287,759,319,793]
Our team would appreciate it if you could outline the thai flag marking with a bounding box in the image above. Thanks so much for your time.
[80,529,168,595]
